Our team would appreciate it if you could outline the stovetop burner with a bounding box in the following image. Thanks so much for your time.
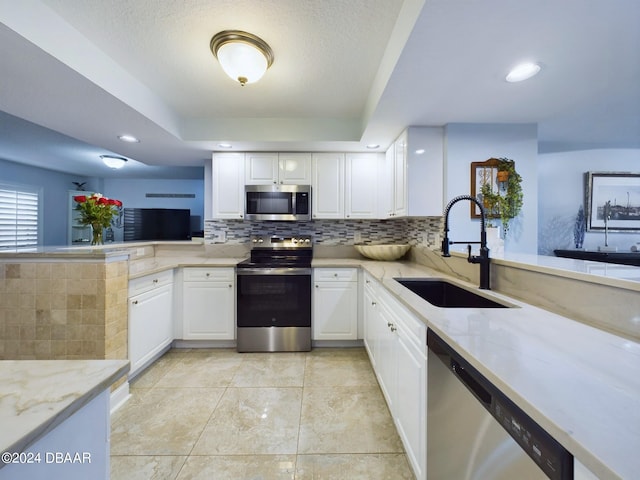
[237,235,313,269]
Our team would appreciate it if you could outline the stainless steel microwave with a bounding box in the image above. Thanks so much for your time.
[245,185,311,221]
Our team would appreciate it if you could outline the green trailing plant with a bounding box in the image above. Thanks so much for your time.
[480,158,523,235]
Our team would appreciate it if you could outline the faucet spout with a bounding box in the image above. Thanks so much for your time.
[441,195,491,289]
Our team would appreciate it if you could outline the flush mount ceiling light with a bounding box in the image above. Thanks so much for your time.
[100,155,128,169]
[210,30,274,86]
[505,62,541,82]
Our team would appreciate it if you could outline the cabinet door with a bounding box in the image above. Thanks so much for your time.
[313,280,358,340]
[393,133,408,217]
[376,303,398,411]
[183,281,234,340]
[129,283,173,375]
[345,153,379,219]
[312,153,345,219]
[212,153,245,219]
[279,153,312,184]
[245,152,279,184]
[395,326,426,480]
[363,284,379,365]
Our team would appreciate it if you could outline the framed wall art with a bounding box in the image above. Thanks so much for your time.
[586,172,640,232]
[470,158,500,218]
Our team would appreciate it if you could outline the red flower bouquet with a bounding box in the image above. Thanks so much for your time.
[73,193,122,245]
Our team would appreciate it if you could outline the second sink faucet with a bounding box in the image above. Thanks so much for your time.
[441,195,491,290]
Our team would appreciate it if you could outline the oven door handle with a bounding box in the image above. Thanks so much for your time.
[236,267,312,276]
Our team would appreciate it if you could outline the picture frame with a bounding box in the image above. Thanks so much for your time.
[586,172,640,232]
[470,158,499,218]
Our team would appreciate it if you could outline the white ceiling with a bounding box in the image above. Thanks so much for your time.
[0,0,638,178]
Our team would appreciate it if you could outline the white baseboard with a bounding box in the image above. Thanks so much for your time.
[110,380,131,415]
[312,340,364,348]
[172,339,236,349]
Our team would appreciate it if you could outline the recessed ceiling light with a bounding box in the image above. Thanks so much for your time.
[415,149,425,155]
[505,62,541,82]
[366,144,380,149]
[217,143,233,149]
[118,134,139,143]
[100,155,128,169]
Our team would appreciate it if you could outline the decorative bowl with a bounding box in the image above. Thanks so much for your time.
[354,244,411,261]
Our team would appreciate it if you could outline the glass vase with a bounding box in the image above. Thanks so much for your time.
[91,224,104,245]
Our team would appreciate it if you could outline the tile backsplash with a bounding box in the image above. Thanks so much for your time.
[205,217,443,248]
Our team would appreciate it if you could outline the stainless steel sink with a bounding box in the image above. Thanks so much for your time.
[394,278,509,308]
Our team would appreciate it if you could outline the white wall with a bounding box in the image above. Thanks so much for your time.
[538,148,639,254]
[443,123,538,254]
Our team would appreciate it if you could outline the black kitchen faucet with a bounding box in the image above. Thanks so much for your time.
[441,195,491,289]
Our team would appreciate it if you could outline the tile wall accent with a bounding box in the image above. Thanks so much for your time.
[205,217,443,248]
[0,260,129,362]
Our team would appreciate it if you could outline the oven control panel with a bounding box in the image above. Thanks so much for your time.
[250,235,312,249]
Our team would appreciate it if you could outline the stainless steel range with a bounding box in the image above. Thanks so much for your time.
[236,235,312,352]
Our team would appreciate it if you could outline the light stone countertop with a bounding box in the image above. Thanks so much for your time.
[0,360,129,462]
[2,244,638,477]
[356,260,640,480]
[128,256,245,278]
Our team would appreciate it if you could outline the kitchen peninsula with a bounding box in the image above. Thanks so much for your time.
[1,240,638,479]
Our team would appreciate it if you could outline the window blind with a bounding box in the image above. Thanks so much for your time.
[0,185,40,249]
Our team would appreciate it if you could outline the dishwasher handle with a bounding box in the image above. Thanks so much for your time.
[451,360,492,408]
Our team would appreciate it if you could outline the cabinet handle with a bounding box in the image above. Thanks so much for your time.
[153,279,158,283]
[132,300,138,305]
[371,301,377,306]
[273,181,277,184]
[315,284,319,288]
[333,273,338,277]
[206,273,210,277]
[228,284,232,288]
[390,325,397,332]
[387,321,393,328]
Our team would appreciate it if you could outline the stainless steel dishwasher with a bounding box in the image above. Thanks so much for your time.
[427,329,574,480]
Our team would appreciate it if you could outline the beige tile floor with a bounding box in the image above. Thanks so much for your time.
[110,347,415,480]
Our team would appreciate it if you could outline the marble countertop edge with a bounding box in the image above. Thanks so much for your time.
[0,360,129,461]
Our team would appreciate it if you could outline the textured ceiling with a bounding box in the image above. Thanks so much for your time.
[0,0,638,178]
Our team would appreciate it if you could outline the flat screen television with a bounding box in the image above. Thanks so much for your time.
[124,208,191,241]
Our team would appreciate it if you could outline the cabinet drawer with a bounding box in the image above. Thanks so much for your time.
[129,269,174,296]
[183,267,234,282]
[314,268,358,282]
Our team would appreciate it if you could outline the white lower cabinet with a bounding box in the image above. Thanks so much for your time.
[128,270,174,377]
[182,267,235,340]
[313,268,358,340]
[363,273,426,480]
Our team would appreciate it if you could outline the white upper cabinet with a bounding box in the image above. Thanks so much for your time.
[345,153,381,219]
[245,152,311,185]
[278,153,312,184]
[211,152,245,219]
[245,153,279,184]
[312,153,345,219]
[381,127,444,218]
